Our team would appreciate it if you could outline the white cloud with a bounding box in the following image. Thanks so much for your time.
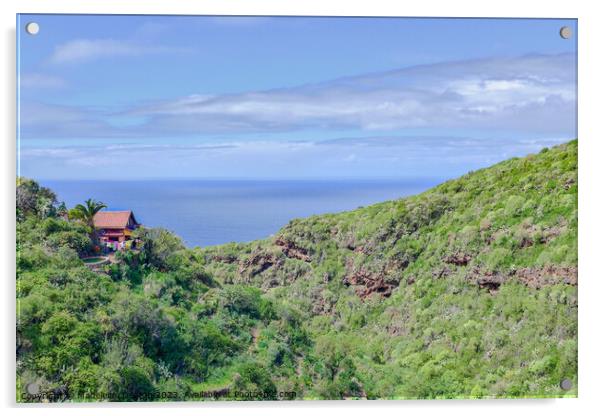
[21,53,576,140]
[19,136,569,180]
[20,73,65,89]
[125,53,576,136]
[48,38,188,65]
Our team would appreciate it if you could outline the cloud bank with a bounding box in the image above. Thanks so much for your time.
[127,53,576,135]
[20,53,576,140]
[20,136,568,180]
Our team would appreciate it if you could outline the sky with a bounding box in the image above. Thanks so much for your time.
[17,15,577,180]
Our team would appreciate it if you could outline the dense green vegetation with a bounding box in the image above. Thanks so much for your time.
[16,140,577,401]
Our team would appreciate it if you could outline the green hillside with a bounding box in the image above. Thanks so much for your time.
[16,140,577,401]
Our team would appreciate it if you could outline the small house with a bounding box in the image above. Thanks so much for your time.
[93,210,140,248]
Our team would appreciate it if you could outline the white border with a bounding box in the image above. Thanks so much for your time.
[2,1,601,415]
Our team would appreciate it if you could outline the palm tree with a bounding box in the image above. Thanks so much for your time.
[71,198,107,227]
[70,199,107,245]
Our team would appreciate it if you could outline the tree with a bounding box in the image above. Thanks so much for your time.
[69,199,107,243]
[70,199,107,227]
[133,227,184,271]
[16,177,57,221]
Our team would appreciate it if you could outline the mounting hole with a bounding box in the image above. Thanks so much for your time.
[560,378,573,390]
[559,26,572,40]
[25,22,40,35]
[26,382,40,395]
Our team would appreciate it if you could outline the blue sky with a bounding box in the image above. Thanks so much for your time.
[17,15,577,180]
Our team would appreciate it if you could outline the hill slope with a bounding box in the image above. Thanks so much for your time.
[17,140,577,401]
[202,139,578,398]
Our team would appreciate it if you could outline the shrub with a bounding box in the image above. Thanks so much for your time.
[47,231,93,255]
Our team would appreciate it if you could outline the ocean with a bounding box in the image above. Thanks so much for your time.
[42,179,441,247]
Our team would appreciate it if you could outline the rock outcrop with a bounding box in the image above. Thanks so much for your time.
[444,252,472,266]
[238,250,282,277]
[469,265,578,293]
[343,269,396,299]
[274,237,311,262]
[515,265,577,289]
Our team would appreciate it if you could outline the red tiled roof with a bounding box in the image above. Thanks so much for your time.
[93,211,137,229]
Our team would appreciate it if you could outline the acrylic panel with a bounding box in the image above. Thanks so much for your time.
[16,14,577,402]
